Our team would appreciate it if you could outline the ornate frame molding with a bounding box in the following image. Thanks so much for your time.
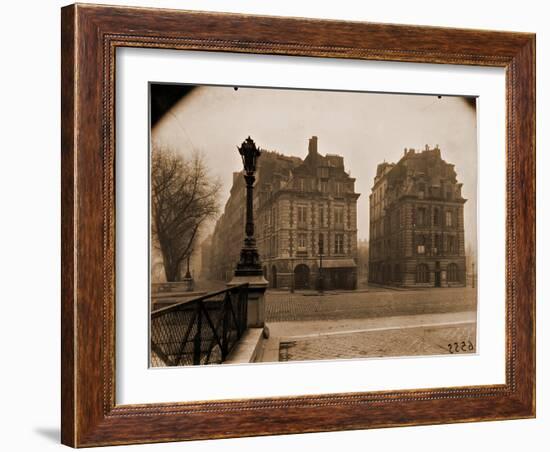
[62,4,535,447]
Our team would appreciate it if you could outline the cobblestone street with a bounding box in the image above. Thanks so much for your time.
[258,286,477,363]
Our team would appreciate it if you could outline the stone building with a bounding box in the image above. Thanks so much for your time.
[368,145,467,288]
[208,172,247,282]
[207,136,360,290]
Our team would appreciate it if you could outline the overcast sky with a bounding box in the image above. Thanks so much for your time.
[152,85,477,253]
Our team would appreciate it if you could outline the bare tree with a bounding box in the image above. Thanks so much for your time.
[151,144,221,282]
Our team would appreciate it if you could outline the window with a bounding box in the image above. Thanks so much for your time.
[416,264,430,283]
[297,205,307,225]
[270,236,276,257]
[417,207,426,226]
[418,183,426,199]
[334,206,344,226]
[433,207,440,226]
[299,178,307,191]
[335,234,344,254]
[433,234,442,255]
[447,263,459,282]
[297,233,307,251]
[417,235,426,255]
[336,182,344,195]
[318,233,325,254]
[447,235,456,254]
[446,211,453,227]
[320,180,328,193]
[319,204,325,227]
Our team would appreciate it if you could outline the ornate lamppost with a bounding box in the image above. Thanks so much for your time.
[182,252,194,292]
[290,257,295,293]
[318,235,324,294]
[234,136,264,277]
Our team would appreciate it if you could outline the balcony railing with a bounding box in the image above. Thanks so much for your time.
[151,283,248,367]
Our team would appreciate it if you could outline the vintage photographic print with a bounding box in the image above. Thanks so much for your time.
[149,84,478,367]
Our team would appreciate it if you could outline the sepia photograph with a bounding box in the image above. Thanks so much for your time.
[149,83,478,367]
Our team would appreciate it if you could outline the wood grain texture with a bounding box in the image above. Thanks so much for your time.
[61,3,536,447]
[60,4,76,447]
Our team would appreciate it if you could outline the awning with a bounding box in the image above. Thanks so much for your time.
[317,258,357,269]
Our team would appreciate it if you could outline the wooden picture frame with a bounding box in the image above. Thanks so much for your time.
[61,3,535,447]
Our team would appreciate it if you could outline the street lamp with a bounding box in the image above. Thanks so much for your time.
[183,253,194,292]
[290,257,295,293]
[184,255,191,279]
[235,137,263,277]
[318,235,324,294]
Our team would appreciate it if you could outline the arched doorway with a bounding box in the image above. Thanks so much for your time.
[294,264,310,290]
[447,263,458,282]
[393,264,401,283]
[271,265,278,288]
[416,263,430,283]
[383,264,392,283]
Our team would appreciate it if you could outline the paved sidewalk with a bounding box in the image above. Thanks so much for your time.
[269,310,476,338]
[258,310,476,363]
[256,287,478,363]
[278,322,476,362]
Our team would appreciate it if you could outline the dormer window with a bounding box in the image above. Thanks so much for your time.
[418,182,425,199]
[318,167,329,178]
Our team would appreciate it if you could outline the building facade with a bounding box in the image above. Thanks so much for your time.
[206,136,360,290]
[208,172,247,282]
[368,146,467,288]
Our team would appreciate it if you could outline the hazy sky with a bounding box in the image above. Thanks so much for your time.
[152,86,477,252]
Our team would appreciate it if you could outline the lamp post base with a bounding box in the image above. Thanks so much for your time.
[182,276,194,292]
[235,245,263,277]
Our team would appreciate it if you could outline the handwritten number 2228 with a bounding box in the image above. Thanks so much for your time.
[447,341,474,353]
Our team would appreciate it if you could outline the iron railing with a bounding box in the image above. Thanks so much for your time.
[150,283,248,367]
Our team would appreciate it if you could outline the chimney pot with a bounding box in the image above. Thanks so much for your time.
[308,136,318,155]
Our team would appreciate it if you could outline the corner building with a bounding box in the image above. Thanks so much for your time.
[208,136,360,290]
[368,146,467,288]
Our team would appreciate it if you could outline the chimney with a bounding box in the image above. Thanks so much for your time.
[308,136,318,155]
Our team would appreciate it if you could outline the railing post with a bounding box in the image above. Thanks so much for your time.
[221,292,230,360]
[193,302,202,365]
[227,279,266,328]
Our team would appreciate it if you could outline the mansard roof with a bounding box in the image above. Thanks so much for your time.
[375,146,460,187]
[372,146,466,203]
